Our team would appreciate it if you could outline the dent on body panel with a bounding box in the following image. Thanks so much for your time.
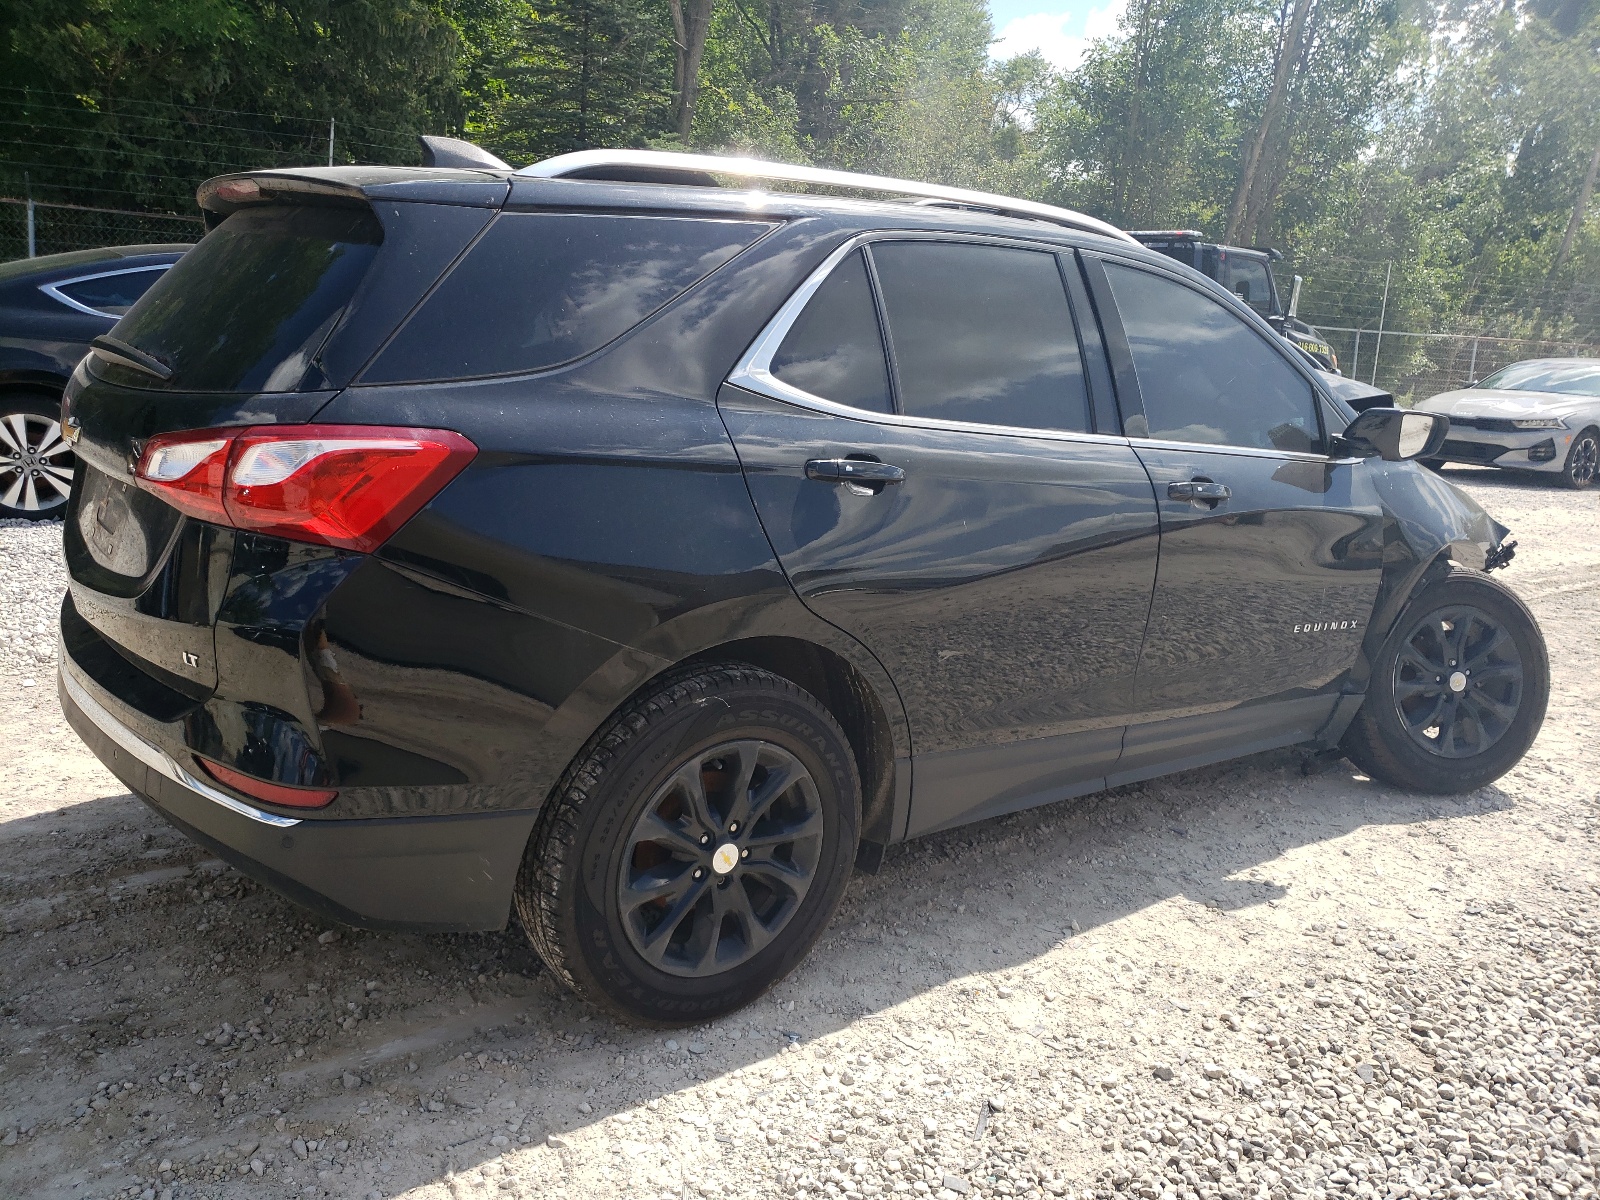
[1371,460,1505,572]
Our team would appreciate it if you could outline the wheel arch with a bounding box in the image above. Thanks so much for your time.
[677,634,907,857]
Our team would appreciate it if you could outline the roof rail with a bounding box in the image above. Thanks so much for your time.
[518,149,1135,244]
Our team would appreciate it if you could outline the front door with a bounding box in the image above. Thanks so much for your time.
[722,236,1160,835]
[1084,254,1385,781]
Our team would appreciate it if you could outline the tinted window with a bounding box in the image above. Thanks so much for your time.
[112,206,382,392]
[55,267,169,316]
[1221,256,1274,316]
[770,250,891,413]
[1103,262,1319,453]
[367,213,769,382]
[871,242,1089,432]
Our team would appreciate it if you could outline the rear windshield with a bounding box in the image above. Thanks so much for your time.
[110,205,382,392]
[363,213,771,383]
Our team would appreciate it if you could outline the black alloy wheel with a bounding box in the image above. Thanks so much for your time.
[516,664,859,1025]
[0,394,74,519]
[1342,567,1547,794]
[617,739,824,977]
[1391,604,1523,759]
[1562,427,1599,490]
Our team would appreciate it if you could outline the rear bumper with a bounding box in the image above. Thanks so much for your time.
[59,656,537,932]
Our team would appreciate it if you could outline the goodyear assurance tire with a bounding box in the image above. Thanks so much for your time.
[516,664,860,1025]
[1342,568,1547,794]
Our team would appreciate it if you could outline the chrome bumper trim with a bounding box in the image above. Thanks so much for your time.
[60,664,302,829]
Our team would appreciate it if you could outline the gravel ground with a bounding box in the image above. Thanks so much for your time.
[1,468,1598,1200]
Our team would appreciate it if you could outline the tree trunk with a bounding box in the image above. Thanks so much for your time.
[1225,0,1313,245]
[1112,0,1156,223]
[1551,140,1600,277]
[669,0,715,142]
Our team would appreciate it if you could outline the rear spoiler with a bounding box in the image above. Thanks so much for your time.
[196,168,511,228]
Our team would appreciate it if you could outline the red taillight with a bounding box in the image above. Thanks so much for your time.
[134,429,233,525]
[133,425,476,553]
[199,759,338,809]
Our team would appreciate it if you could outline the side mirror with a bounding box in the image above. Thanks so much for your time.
[1338,408,1449,462]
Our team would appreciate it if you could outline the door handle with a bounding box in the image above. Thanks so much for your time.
[1167,479,1231,504]
[805,459,906,486]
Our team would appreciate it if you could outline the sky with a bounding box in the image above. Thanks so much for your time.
[986,0,1128,70]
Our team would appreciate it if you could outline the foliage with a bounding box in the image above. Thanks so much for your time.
[0,0,1595,349]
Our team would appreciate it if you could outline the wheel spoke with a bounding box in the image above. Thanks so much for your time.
[0,470,23,509]
[1470,689,1519,723]
[636,875,710,956]
[743,809,823,849]
[0,415,26,455]
[1392,677,1438,699]
[742,757,805,830]
[724,880,776,957]
[1399,646,1444,677]
[1400,689,1449,733]
[622,866,696,908]
[742,850,812,904]
[638,811,706,857]
[673,761,720,837]
[1461,628,1509,672]
[31,421,64,458]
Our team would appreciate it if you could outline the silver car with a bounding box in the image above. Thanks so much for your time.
[1416,358,1600,489]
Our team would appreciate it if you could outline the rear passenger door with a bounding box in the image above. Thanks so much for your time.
[1082,254,1385,781]
[721,235,1160,837]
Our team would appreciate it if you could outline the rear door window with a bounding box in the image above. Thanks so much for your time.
[111,205,382,392]
[365,213,771,383]
[1102,260,1319,453]
[869,241,1090,432]
[769,249,892,413]
[52,267,169,316]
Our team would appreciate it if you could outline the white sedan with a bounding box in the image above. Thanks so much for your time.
[1416,358,1600,489]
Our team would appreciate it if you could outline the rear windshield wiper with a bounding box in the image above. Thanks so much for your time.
[90,335,174,383]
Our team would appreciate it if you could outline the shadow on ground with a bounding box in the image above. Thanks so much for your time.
[0,744,1511,1198]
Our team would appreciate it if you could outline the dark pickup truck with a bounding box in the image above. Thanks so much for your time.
[1130,231,1338,372]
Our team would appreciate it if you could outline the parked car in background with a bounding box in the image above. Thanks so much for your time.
[0,244,191,518]
[59,148,1544,1025]
[1416,358,1600,489]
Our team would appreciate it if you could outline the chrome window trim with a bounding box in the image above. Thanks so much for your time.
[1122,436,1349,464]
[60,659,302,828]
[727,231,1132,449]
[39,264,171,318]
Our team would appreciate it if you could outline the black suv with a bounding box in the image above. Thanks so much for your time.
[59,148,1546,1024]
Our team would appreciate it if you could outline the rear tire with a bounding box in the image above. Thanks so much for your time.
[515,664,860,1025]
[0,390,74,520]
[1342,568,1547,794]
[1560,427,1598,489]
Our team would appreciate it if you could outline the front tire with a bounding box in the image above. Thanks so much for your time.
[1342,568,1547,794]
[516,664,860,1025]
[1560,427,1599,489]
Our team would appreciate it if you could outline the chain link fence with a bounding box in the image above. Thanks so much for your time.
[0,197,202,262]
[1316,327,1600,402]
